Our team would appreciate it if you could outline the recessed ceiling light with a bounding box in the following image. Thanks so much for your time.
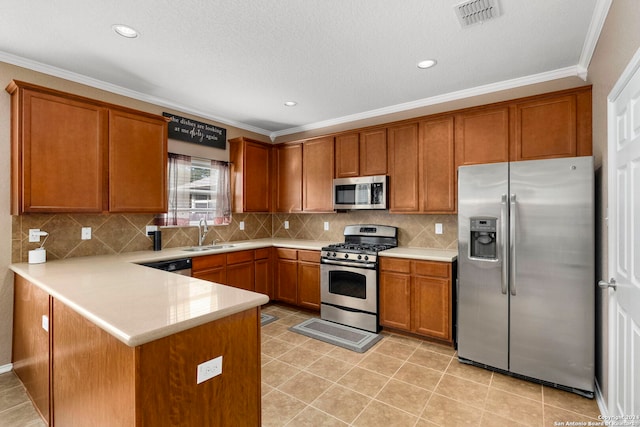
[417,59,437,69]
[112,24,139,39]
[284,101,298,107]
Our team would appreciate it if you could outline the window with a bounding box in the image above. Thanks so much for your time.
[157,153,231,226]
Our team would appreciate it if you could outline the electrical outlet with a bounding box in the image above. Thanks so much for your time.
[435,223,443,235]
[81,227,92,240]
[145,225,158,234]
[324,221,329,231]
[197,356,222,384]
[284,220,289,230]
[29,229,41,243]
[239,221,245,231]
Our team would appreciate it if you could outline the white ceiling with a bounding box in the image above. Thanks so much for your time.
[0,0,605,139]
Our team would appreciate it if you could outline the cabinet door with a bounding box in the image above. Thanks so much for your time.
[298,261,320,310]
[17,88,108,213]
[512,94,577,161]
[276,258,298,304]
[455,106,509,167]
[192,254,226,283]
[255,258,272,298]
[303,137,335,212]
[12,275,51,424]
[379,271,412,331]
[412,276,451,341]
[419,116,456,213]
[109,109,167,212]
[360,128,387,176]
[388,123,420,212]
[335,133,360,178]
[244,141,271,212]
[275,144,303,212]
[226,262,255,291]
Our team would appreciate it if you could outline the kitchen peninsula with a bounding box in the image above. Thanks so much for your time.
[10,251,269,426]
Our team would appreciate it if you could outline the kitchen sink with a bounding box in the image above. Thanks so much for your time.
[207,244,235,249]
[183,244,234,252]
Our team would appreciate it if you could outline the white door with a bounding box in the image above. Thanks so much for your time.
[607,46,640,418]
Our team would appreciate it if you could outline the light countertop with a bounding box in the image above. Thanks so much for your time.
[9,238,456,348]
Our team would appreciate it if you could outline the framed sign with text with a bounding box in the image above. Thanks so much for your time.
[163,113,226,149]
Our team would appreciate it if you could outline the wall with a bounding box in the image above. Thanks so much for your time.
[586,0,640,405]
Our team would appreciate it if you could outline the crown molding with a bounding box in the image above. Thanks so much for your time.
[270,65,584,139]
[0,51,272,137]
[578,0,613,75]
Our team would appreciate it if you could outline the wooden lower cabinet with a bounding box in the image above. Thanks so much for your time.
[379,264,412,330]
[12,275,51,424]
[379,257,453,344]
[274,248,321,310]
[192,253,226,283]
[254,248,273,298]
[297,250,321,310]
[193,249,273,297]
[275,248,298,305]
[225,250,255,291]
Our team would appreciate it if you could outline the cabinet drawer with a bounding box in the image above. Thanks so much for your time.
[298,250,320,263]
[276,248,298,260]
[254,248,270,260]
[192,254,225,270]
[413,261,450,278]
[380,257,411,273]
[226,250,254,265]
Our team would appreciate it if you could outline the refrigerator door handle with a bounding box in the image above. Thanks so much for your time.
[501,194,508,294]
[510,194,517,296]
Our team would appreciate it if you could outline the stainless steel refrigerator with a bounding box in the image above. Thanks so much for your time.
[457,156,594,397]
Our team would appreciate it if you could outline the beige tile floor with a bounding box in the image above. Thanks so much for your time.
[1,303,602,427]
[261,304,602,427]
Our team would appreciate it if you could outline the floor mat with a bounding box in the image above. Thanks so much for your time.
[289,318,382,353]
[261,313,278,326]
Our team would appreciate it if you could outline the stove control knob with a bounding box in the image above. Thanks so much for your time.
[357,255,362,260]
[332,252,336,257]
[364,255,369,261]
[344,253,349,259]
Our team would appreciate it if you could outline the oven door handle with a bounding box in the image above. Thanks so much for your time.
[321,259,377,269]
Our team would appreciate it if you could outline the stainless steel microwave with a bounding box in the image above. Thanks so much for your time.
[333,175,388,210]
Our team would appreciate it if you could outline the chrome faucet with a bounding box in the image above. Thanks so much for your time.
[198,218,208,246]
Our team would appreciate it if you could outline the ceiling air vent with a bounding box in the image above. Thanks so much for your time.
[454,0,501,28]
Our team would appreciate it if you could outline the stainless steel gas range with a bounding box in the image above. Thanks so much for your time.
[320,224,398,333]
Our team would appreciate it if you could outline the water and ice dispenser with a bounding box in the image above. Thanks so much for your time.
[469,217,497,260]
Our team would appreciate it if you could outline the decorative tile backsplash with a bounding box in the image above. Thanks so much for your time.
[12,211,457,263]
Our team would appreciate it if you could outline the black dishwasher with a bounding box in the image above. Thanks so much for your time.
[141,258,192,276]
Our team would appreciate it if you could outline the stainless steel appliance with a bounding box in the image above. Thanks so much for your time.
[321,224,398,332]
[333,175,388,210]
[140,257,192,276]
[457,156,594,397]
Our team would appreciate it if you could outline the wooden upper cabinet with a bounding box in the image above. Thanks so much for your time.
[275,143,303,213]
[7,80,168,214]
[360,128,388,176]
[388,122,420,212]
[109,109,168,213]
[455,106,510,167]
[335,129,387,178]
[8,82,108,214]
[511,88,592,160]
[335,133,360,177]
[229,137,271,212]
[419,116,456,213]
[303,136,335,212]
